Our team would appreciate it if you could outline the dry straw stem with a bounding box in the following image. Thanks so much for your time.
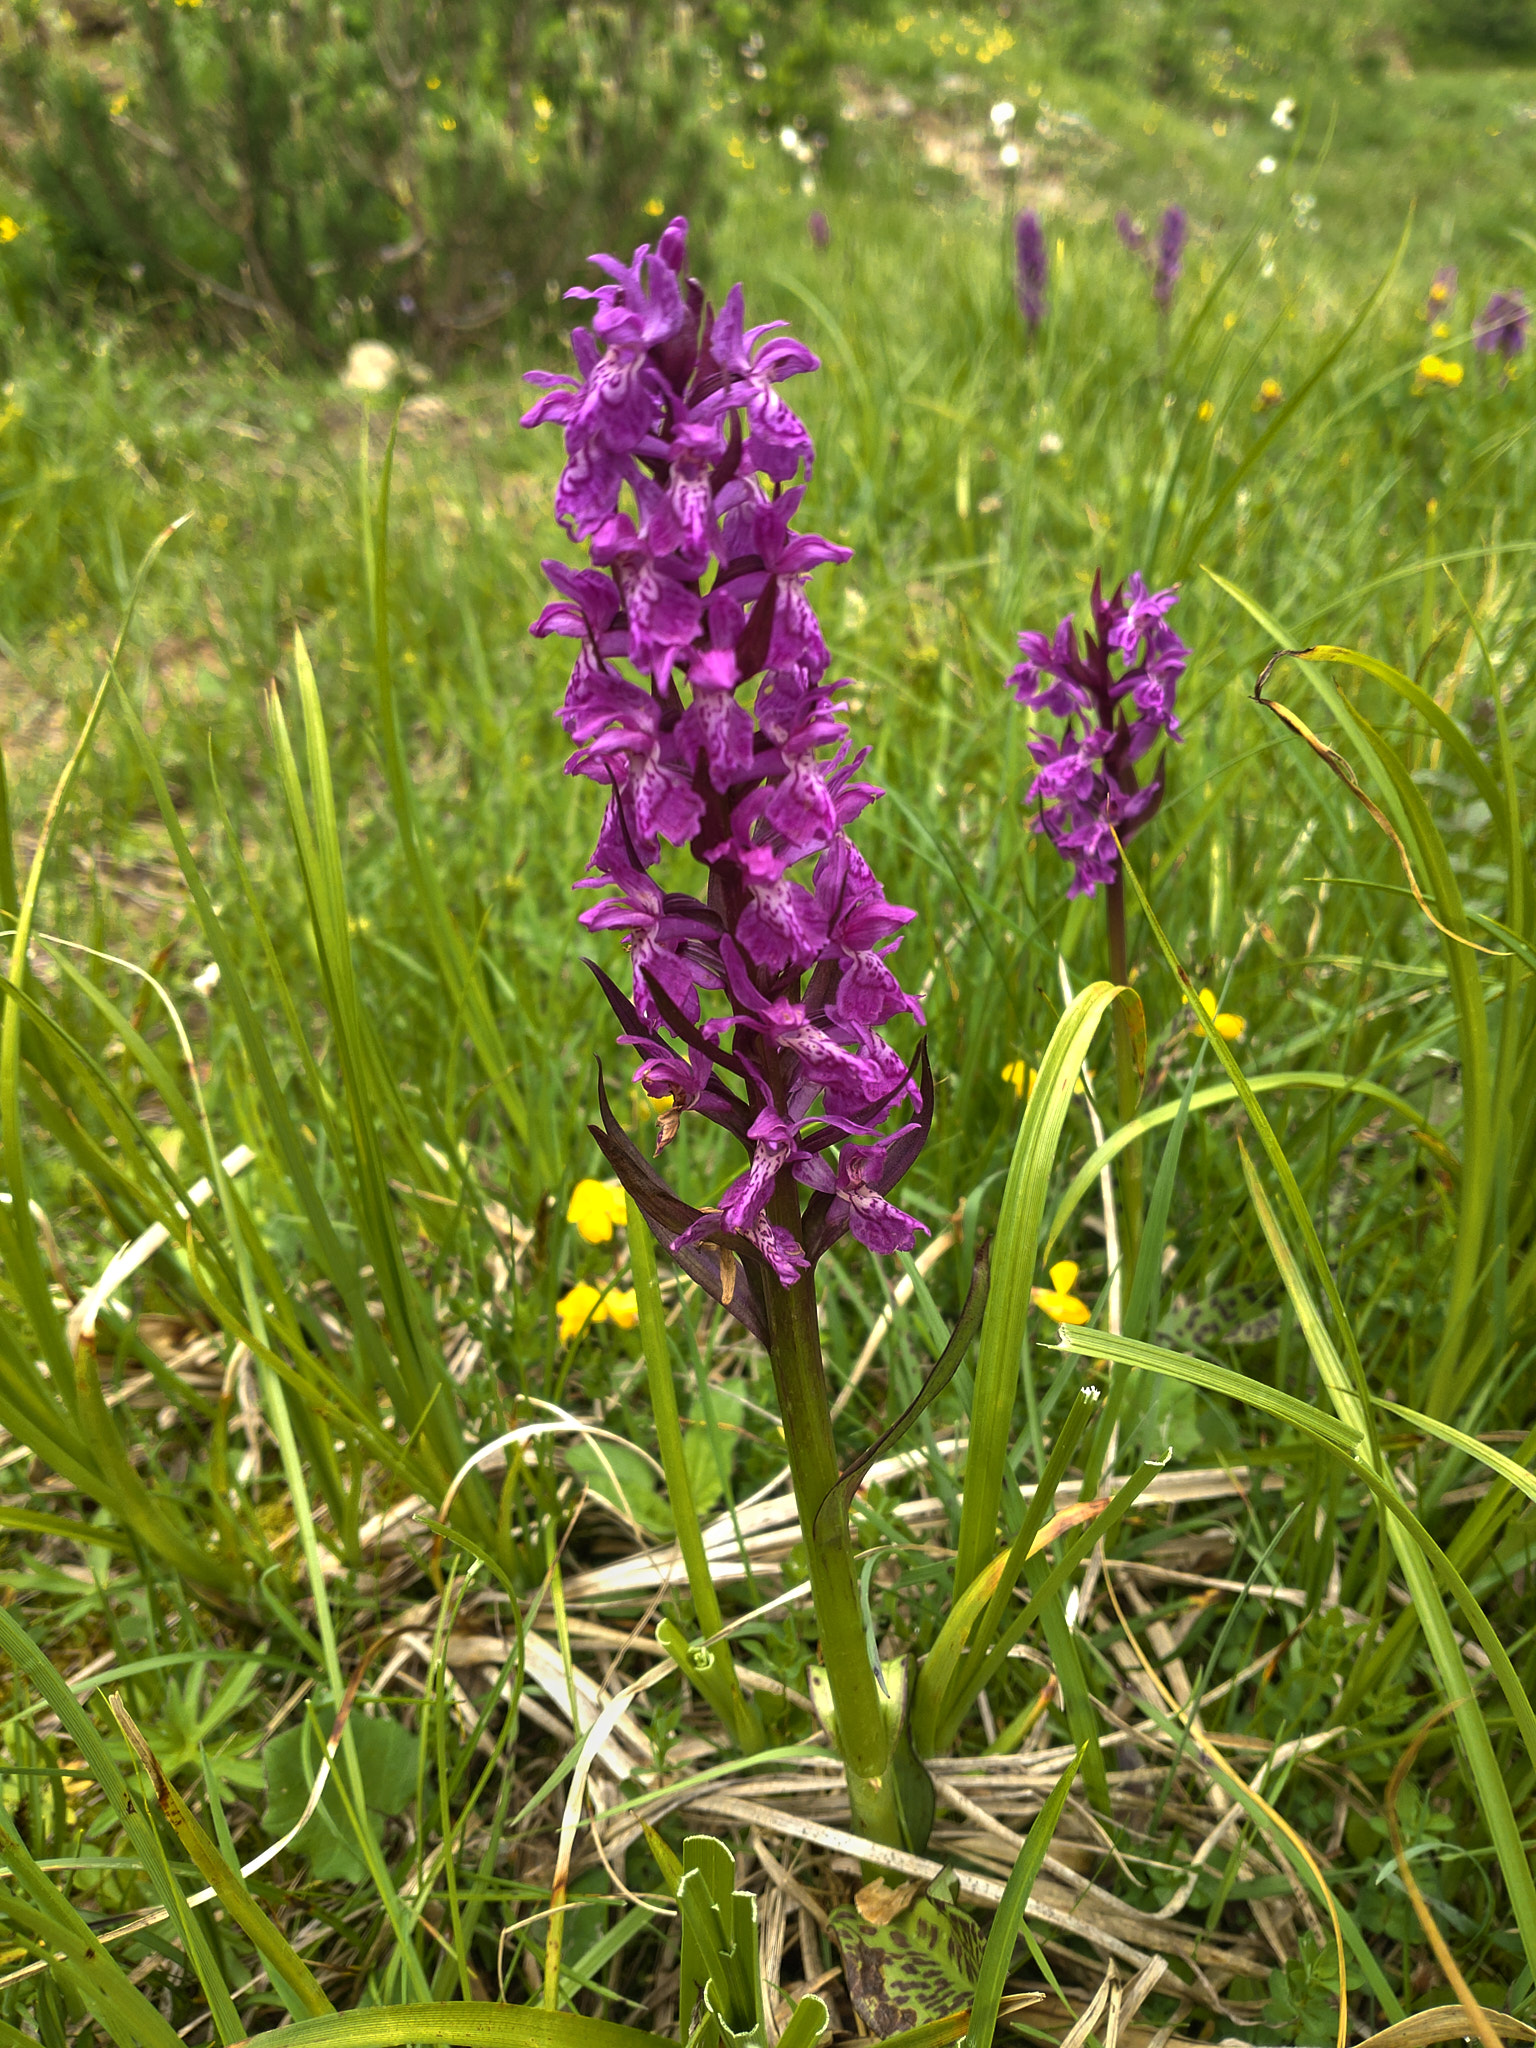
[1383,1709,1504,2048]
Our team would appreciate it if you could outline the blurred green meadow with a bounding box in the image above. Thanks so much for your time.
[3,0,1536,2041]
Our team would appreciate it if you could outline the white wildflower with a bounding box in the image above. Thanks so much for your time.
[990,100,1016,129]
[1038,430,1064,455]
[341,341,400,394]
[1256,155,1278,175]
[1271,97,1297,130]
[192,962,221,997]
[999,141,1020,168]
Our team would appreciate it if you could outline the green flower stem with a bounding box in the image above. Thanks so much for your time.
[762,1183,902,1847]
[628,1210,761,1753]
[1105,873,1143,1288]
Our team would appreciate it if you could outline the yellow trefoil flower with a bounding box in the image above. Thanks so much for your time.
[440,115,457,131]
[556,1280,639,1343]
[603,1288,639,1331]
[0,217,21,244]
[644,197,665,217]
[1196,988,1246,1041]
[1031,1260,1092,1325]
[1255,377,1283,410]
[1416,353,1463,389]
[1197,398,1215,421]
[1431,321,1451,340]
[567,1178,628,1244]
[556,1281,604,1344]
[1002,1059,1086,1100]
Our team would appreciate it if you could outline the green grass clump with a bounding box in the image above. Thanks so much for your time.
[2,4,1536,2042]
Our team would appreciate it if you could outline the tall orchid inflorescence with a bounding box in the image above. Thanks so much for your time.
[522,217,929,1338]
[1007,575,1187,898]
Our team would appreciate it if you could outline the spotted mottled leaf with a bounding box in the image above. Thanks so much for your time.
[828,1885,984,2037]
[1158,1286,1282,1350]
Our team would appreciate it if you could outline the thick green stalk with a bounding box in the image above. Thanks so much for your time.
[1105,874,1142,1285]
[762,1184,901,1845]
[629,1213,761,1752]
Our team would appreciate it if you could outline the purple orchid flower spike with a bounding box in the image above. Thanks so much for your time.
[1015,210,1048,332]
[1475,290,1529,358]
[1154,206,1187,312]
[1006,571,1187,898]
[523,215,932,1334]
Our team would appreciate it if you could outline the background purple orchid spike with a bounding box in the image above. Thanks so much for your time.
[1015,210,1048,332]
[1006,572,1187,897]
[523,216,931,1325]
[1154,206,1187,312]
[1475,290,1529,358]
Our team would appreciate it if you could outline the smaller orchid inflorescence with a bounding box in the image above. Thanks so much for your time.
[523,217,929,1338]
[1006,574,1187,898]
[1015,209,1048,332]
[1425,267,1457,322]
[1475,290,1530,359]
[1153,205,1187,312]
[1117,206,1187,314]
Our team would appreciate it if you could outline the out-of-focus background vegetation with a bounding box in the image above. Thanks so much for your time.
[4,0,1536,2042]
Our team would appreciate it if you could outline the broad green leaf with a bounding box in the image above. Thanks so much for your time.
[262,1710,423,1884]
[238,2006,655,2048]
[954,981,1141,1605]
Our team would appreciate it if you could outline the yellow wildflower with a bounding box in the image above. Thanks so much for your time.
[603,1288,639,1331]
[1255,377,1283,410]
[1428,278,1451,306]
[556,1281,604,1344]
[1002,1059,1086,1100]
[426,74,441,89]
[110,92,129,115]
[439,115,457,131]
[1416,353,1463,390]
[0,217,21,244]
[1031,1260,1092,1325]
[1196,988,1245,1041]
[644,197,665,217]
[567,1178,628,1244]
[1431,321,1451,340]
[532,93,553,122]
[1197,398,1215,421]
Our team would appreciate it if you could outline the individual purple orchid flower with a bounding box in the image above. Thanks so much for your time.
[1475,291,1529,358]
[1115,210,1147,259]
[1015,210,1048,332]
[523,216,932,1328]
[1006,572,1187,898]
